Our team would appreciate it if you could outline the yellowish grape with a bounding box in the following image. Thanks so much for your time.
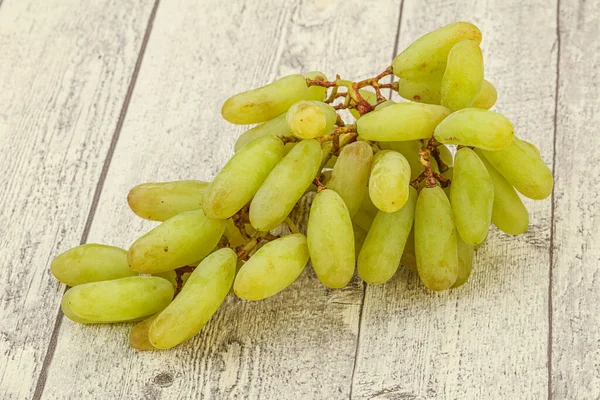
[234,114,291,153]
[287,100,337,139]
[452,237,474,288]
[368,150,411,212]
[471,80,497,109]
[130,314,159,351]
[441,39,484,111]
[397,77,442,104]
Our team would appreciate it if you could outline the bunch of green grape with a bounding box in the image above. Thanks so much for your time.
[50,22,553,350]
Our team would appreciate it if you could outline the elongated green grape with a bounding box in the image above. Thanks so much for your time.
[357,102,451,141]
[471,80,497,109]
[303,71,328,101]
[353,223,367,258]
[128,210,225,274]
[476,150,529,235]
[250,139,321,231]
[450,148,493,245]
[380,140,423,180]
[224,219,246,247]
[203,136,284,219]
[441,39,484,111]
[350,89,379,119]
[359,188,379,216]
[61,276,173,324]
[307,189,355,288]
[479,137,553,200]
[452,237,474,288]
[392,22,482,81]
[415,185,458,291]
[375,100,396,110]
[358,187,417,284]
[130,314,159,351]
[222,74,325,124]
[127,180,208,222]
[287,100,337,139]
[234,233,309,300]
[397,77,441,104]
[51,244,135,286]
[327,141,373,216]
[234,114,291,152]
[352,209,375,232]
[521,140,541,157]
[434,108,514,150]
[149,248,236,349]
[368,150,411,212]
[400,227,417,272]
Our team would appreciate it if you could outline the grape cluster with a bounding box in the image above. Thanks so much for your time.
[50,22,553,350]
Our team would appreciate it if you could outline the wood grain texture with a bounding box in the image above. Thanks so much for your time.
[551,0,600,397]
[41,1,400,399]
[351,1,558,399]
[0,0,155,399]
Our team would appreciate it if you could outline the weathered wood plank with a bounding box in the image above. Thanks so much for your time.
[551,0,600,398]
[0,0,156,399]
[41,1,401,399]
[351,1,557,399]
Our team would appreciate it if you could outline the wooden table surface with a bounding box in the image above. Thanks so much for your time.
[0,0,598,399]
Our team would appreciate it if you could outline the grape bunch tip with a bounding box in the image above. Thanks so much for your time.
[50,21,554,351]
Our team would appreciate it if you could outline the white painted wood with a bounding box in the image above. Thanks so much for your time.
[551,0,600,398]
[351,1,557,399]
[0,1,155,399]
[41,1,401,399]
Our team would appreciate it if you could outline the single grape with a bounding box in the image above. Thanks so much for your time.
[434,108,514,150]
[521,140,541,157]
[400,226,417,272]
[234,114,291,153]
[149,248,236,349]
[303,71,328,101]
[368,150,411,213]
[286,100,337,139]
[379,140,424,180]
[358,187,417,284]
[130,313,159,351]
[441,39,484,111]
[50,244,135,286]
[203,135,284,219]
[397,77,442,104]
[471,80,497,109]
[128,209,225,274]
[307,189,355,288]
[61,276,173,323]
[415,185,458,291]
[234,233,309,300]
[249,139,322,231]
[452,237,474,288]
[352,223,367,259]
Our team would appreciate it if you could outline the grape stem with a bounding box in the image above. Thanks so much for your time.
[313,177,327,192]
[174,265,196,297]
[426,137,450,173]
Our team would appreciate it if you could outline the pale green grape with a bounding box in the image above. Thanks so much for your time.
[476,150,529,235]
[249,139,321,231]
[415,185,458,291]
[303,71,328,101]
[400,227,417,272]
[61,276,173,324]
[521,140,541,157]
[352,209,375,232]
[353,223,367,258]
[450,148,493,245]
[368,150,411,212]
[203,136,284,219]
[284,142,296,155]
[434,108,514,150]
[358,187,417,284]
[441,39,484,111]
[224,218,246,247]
[51,244,135,287]
[287,100,337,139]
[234,114,291,153]
[130,313,159,351]
[356,102,451,141]
[327,141,373,216]
[234,233,309,300]
[307,189,355,288]
[397,77,442,104]
[127,180,208,222]
[149,248,236,349]
[358,188,379,216]
[350,89,379,119]
[471,80,497,109]
[392,22,482,81]
[452,237,474,288]
[380,140,424,180]
[479,137,553,200]
[222,74,325,124]
[128,210,225,274]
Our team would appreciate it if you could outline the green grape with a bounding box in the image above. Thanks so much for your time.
[474,233,488,250]
[353,223,367,258]
[392,22,482,81]
[441,39,484,111]
[327,141,373,216]
[374,100,396,110]
[234,233,309,300]
[307,189,355,288]
[249,139,322,231]
[352,209,375,232]
[61,276,173,324]
[130,313,159,351]
[521,140,541,157]
[221,74,325,124]
[434,108,514,150]
[149,248,236,349]
[450,148,493,245]
[234,114,291,153]
[287,100,337,139]
[380,140,424,180]
[203,136,284,219]
[471,80,497,109]
[400,227,417,272]
[368,150,411,213]
[127,180,209,222]
[356,102,451,141]
[51,244,135,287]
[479,137,553,200]
[350,89,379,119]
[224,219,246,247]
[284,142,296,155]
[303,71,328,101]
[415,185,458,291]
[397,77,442,104]
[358,187,417,284]
[128,210,225,274]
[452,237,474,288]
[476,150,529,235]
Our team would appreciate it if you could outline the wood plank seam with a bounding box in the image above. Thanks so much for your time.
[30,1,163,398]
